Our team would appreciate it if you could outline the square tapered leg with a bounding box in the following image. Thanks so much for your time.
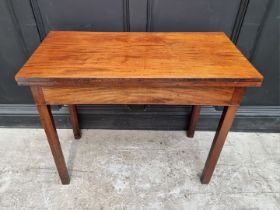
[68,105,81,139]
[200,106,239,184]
[36,104,70,184]
[187,105,201,138]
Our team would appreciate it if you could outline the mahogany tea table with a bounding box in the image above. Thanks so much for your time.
[15,31,263,184]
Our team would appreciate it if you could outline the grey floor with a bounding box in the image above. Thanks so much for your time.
[0,128,279,210]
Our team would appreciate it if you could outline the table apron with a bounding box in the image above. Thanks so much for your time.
[35,86,245,106]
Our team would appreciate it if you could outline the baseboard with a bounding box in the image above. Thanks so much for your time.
[0,104,279,132]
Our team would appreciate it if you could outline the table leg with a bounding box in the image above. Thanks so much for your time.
[36,104,70,184]
[187,105,201,137]
[200,106,239,184]
[68,105,81,139]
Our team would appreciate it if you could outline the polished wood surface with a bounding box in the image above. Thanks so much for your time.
[16,31,263,184]
[31,87,70,184]
[36,104,70,184]
[41,86,236,105]
[68,105,81,139]
[16,31,263,87]
[200,106,239,184]
[187,105,201,137]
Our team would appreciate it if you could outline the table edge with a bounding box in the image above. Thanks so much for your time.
[15,77,263,87]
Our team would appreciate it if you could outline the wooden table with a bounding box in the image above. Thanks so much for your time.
[15,31,263,185]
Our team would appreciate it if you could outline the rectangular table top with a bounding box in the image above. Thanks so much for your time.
[16,31,263,87]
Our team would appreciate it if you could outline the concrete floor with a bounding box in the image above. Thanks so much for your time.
[0,129,279,210]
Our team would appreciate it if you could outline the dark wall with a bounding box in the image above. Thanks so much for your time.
[0,0,279,131]
[0,0,39,104]
[237,0,279,105]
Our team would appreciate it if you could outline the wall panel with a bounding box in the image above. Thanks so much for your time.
[0,0,278,130]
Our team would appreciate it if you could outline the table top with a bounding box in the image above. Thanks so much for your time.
[16,31,263,87]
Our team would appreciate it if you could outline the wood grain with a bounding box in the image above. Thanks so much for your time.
[41,86,236,105]
[16,31,264,185]
[200,106,239,184]
[187,105,201,137]
[16,31,263,87]
[68,105,81,139]
[30,86,45,104]
[35,104,70,184]
[231,87,246,104]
